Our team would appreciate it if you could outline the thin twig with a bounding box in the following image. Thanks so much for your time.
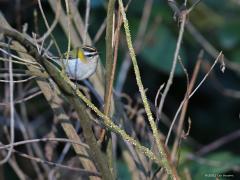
[0,91,42,105]
[4,148,101,177]
[0,41,15,164]
[157,9,187,122]
[189,53,222,98]
[37,0,61,56]
[99,3,122,143]
[64,0,71,61]
[187,0,202,13]
[37,0,60,42]
[0,76,35,83]
[17,94,45,180]
[170,55,202,163]
[0,42,35,54]
[84,0,91,44]
[56,122,81,164]
[1,148,28,180]
[0,137,89,150]
[48,0,82,47]
[165,52,223,146]
[93,18,107,43]
[0,48,41,66]
[0,73,29,78]
[185,10,240,73]
[0,57,41,70]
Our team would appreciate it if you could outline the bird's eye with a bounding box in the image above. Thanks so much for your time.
[85,54,93,58]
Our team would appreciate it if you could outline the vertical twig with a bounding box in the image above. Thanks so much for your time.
[98,0,116,177]
[0,40,15,164]
[98,0,116,142]
[64,0,71,60]
[170,57,201,163]
[84,0,91,45]
[157,9,187,122]
[104,0,115,116]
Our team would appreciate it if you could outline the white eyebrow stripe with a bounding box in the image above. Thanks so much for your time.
[83,46,96,51]
[84,51,98,56]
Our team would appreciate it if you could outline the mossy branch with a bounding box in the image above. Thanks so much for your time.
[118,0,179,179]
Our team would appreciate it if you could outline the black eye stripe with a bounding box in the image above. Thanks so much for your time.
[85,54,92,58]
[85,54,97,58]
[84,52,98,58]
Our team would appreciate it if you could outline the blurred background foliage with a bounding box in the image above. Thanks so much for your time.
[0,0,240,179]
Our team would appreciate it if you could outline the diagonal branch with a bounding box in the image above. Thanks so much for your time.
[118,0,179,179]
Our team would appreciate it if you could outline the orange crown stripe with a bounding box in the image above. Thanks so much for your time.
[77,49,88,63]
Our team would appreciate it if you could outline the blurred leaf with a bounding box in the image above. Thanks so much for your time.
[230,49,240,63]
[203,0,234,11]
[128,0,145,15]
[188,152,240,179]
[190,2,224,30]
[117,160,131,180]
[91,0,104,8]
[141,25,186,75]
[218,22,240,49]
[178,147,193,164]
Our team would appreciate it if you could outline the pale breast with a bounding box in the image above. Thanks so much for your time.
[63,58,98,80]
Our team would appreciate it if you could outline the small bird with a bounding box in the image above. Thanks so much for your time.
[52,45,99,81]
